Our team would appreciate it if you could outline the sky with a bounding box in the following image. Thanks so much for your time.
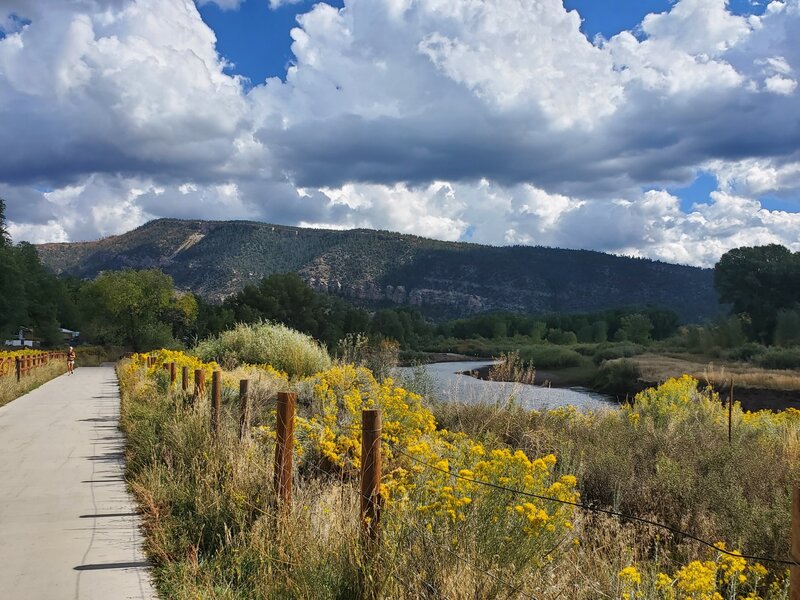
[1,0,799,267]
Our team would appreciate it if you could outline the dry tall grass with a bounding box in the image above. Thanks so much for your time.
[633,352,800,390]
[489,351,536,384]
[0,361,67,408]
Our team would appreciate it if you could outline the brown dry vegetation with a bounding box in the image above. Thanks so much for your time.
[0,361,67,408]
[633,353,800,391]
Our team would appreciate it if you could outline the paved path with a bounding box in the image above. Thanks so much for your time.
[0,366,157,599]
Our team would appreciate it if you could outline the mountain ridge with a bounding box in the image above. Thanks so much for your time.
[36,218,720,321]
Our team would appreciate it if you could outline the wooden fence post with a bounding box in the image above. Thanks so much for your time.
[169,362,176,385]
[193,369,205,404]
[182,366,189,392]
[359,409,382,598]
[793,487,800,600]
[15,357,21,382]
[274,391,296,511]
[211,371,222,437]
[360,409,382,546]
[238,380,251,441]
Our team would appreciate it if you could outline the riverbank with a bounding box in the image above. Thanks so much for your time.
[464,358,800,412]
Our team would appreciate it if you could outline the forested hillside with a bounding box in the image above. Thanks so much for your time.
[37,219,720,321]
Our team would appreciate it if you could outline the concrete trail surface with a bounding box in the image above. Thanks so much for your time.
[0,365,157,599]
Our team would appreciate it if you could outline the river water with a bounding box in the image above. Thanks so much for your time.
[396,361,616,412]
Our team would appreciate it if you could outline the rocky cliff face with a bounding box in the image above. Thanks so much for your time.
[36,218,721,322]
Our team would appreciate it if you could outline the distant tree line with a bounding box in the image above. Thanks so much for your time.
[3,195,799,356]
[437,307,679,345]
[0,199,81,346]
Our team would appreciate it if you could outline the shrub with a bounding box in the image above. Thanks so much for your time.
[546,329,578,345]
[592,343,645,365]
[592,359,641,393]
[756,348,800,370]
[519,345,583,369]
[572,343,599,356]
[722,342,768,362]
[193,321,331,377]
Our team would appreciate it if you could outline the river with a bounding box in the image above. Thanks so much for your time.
[396,361,616,412]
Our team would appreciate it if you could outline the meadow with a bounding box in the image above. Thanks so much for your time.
[119,322,798,599]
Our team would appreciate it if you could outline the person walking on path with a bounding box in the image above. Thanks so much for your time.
[66,346,76,375]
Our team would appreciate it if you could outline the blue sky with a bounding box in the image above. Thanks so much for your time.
[1,0,798,265]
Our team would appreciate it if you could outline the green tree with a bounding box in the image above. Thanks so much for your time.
[546,329,578,345]
[224,273,371,348]
[591,320,608,343]
[370,310,406,344]
[714,245,800,342]
[0,197,10,248]
[620,313,653,344]
[0,230,80,342]
[714,315,746,348]
[775,307,800,347]
[81,269,185,350]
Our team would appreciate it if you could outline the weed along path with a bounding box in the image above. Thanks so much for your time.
[0,365,156,600]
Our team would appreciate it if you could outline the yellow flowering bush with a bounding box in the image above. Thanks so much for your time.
[295,365,436,469]
[619,543,779,600]
[125,349,220,383]
[0,349,49,359]
[619,565,642,600]
[1,349,53,376]
[287,364,579,551]
[629,374,718,426]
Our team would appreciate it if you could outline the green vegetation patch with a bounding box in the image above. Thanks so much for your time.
[518,345,583,369]
[193,321,331,377]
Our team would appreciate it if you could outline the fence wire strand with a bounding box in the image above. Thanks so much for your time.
[387,441,798,567]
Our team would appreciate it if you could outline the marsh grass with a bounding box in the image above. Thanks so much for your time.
[0,361,66,408]
[489,351,536,384]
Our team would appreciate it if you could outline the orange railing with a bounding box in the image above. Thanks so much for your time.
[0,352,66,381]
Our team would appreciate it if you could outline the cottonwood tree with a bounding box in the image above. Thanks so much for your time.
[714,245,800,343]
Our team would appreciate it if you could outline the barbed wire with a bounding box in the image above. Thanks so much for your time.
[387,442,798,567]
[224,401,798,569]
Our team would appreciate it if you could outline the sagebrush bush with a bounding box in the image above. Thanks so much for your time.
[193,321,331,377]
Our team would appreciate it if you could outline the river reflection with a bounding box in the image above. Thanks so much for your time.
[396,361,615,412]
